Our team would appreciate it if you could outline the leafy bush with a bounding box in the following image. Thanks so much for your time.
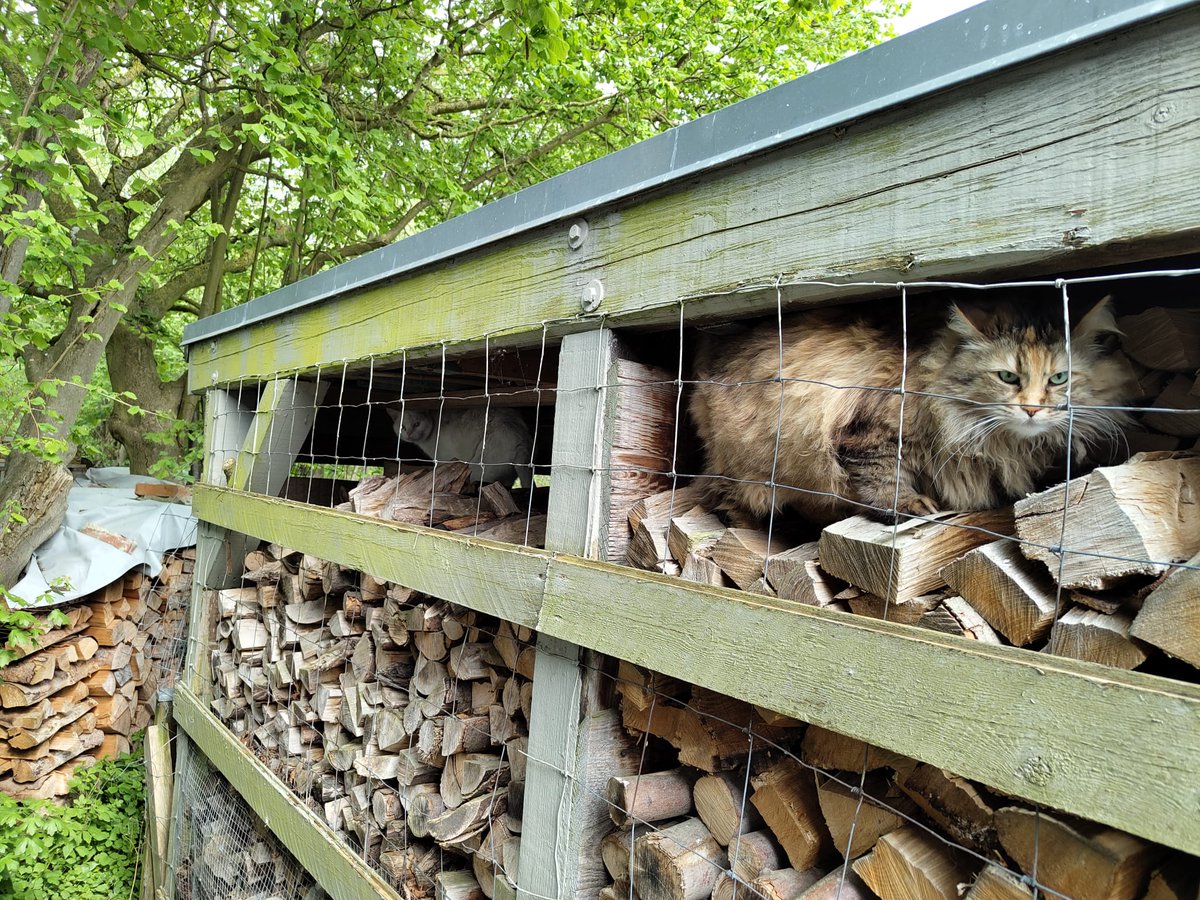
[0,736,146,899]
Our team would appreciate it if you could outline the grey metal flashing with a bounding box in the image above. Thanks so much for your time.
[182,0,1197,346]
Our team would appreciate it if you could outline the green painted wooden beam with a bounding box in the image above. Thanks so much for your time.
[194,484,547,629]
[193,485,1200,855]
[188,7,1200,391]
[174,687,400,900]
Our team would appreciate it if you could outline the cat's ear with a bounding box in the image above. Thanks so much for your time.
[947,301,995,341]
[1072,295,1122,354]
[385,407,403,425]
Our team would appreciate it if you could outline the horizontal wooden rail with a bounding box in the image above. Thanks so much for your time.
[173,687,399,900]
[187,5,1200,391]
[194,484,1200,855]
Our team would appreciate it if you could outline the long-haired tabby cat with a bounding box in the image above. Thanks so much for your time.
[689,297,1136,527]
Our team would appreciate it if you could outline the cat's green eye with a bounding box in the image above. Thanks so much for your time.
[996,370,1020,385]
[1048,371,1069,385]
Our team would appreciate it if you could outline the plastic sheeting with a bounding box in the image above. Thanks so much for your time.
[7,468,197,610]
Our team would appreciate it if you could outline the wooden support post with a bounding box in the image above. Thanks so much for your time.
[518,329,633,900]
[145,721,173,896]
[162,730,191,900]
[201,379,329,589]
[231,377,329,496]
[202,388,254,488]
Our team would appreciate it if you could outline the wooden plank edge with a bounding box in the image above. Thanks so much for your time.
[192,485,547,630]
[540,557,1200,856]
[193,485,1200,854]
[173,687,399,900]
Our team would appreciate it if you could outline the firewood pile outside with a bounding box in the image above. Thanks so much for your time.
[206,511,539,898]
[0,548,192,800]
[598,661,1198,900]
[623,306,1200,685]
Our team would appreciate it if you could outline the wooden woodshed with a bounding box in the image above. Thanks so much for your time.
[169,1,1200,898]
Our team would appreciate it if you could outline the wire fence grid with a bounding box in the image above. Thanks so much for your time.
[184,264,1200,899]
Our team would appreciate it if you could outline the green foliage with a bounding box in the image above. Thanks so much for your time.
[0,737,146,899]
[0,583,69,670]
[0,0,902,487]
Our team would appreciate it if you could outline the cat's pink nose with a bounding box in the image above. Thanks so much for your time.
[1020,405,1039,417]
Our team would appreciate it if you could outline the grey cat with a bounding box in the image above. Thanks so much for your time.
[387,406,534,489]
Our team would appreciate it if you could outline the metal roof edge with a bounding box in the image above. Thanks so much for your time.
[183,0,1196,346]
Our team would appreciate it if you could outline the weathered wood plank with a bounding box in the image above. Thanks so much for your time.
[536,559,1200,855]
[187,520,226,699]
[202,388,254,487]
[189,7,1200,389]
[519,330,627,900]
[194,484,1200,854]
[231,378,329,496]
[192,486,547,629]
[174,688,400,900]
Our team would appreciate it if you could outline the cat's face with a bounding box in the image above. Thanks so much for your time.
[940,298,1134,447]
[387,408,434,444]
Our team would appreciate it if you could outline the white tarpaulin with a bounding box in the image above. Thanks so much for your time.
[7,467,197,610]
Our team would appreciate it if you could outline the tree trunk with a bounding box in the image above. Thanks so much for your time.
[0,453,73,593]
[105,322,189,476]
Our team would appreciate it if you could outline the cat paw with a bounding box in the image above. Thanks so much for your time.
[899,494,940,518]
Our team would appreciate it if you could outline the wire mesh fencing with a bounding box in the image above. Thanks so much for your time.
[193,262,1200,898]
[173,743,327,900]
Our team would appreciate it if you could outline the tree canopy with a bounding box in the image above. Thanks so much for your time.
[0,0,902,589]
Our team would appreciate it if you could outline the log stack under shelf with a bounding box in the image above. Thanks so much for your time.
[207,542,538,898]
[625,449,1200,685]
[601,661,1196,900]
[340,462,547,549]
[0,547,193,800]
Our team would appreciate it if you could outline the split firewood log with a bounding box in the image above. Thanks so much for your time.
[1129,554,1200,669]
[693,771,764,846]
[995,807,1156,900]
[607,767,694,828]
[814,772,906,858]
[1045,607,1147,669]
[893,763,997,854]
[939,541,1058,646]
[852,826,975,900]
[1015,453,1200,590]
[963,865,1035,899]
[750,757,831,872]
[631,816,728,900]
[819,509,1013,603]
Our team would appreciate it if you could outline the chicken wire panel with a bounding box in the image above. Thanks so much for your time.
[174,742,326,900]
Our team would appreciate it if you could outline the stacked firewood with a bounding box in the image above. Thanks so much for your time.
[0,548,193,800]
[626,450,1200,681]
[340,462,546,548]
[207,544,535,897]
[602,662,1197,900]
[181,770,323,900]
[1116,306,1200,453]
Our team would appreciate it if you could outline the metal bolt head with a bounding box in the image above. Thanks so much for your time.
[567,219,588,250]
[580,279,605,312]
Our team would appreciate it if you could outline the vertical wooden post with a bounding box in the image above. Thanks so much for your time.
[518,329,625,900]
[202,388,254,487]
[161,731,192,900]
[200,378,329,589]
